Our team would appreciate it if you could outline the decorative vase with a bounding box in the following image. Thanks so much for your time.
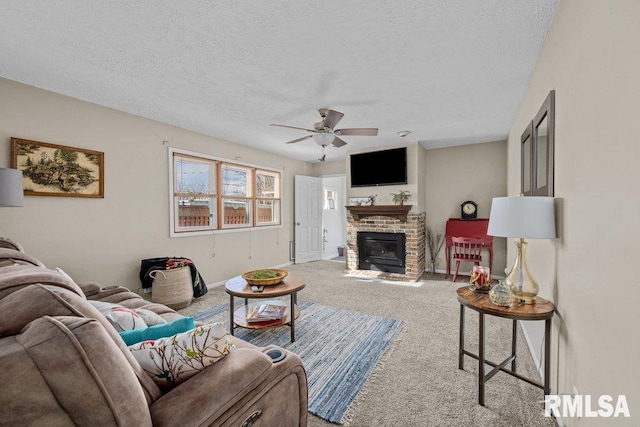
[489,279,514,307]
[504,240,538,304]
[469,266,491,292]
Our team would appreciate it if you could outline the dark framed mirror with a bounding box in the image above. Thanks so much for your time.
[521,90,555,197]
[521,123,533,196]
[532,90,554,196]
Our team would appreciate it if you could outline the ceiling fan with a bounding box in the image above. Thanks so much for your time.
[270,108,378,150]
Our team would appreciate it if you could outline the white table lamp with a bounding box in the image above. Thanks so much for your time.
[488,197,556,304]
[0,168,24,207]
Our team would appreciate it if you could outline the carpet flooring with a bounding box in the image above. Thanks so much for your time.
[192,301,403,423]
[179,261,557,427]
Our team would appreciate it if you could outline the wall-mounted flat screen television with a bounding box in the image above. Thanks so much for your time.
[350,147,407,187]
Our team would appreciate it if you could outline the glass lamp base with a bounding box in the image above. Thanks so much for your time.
[505,240,539,304]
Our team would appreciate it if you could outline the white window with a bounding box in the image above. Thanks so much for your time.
[323,189,337,210]
[256,169,281,226]
[221,163,253,229]
[170,149,281,236]
[173,154,217,233]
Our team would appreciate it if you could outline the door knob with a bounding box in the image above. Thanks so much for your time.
[296,222,300,225]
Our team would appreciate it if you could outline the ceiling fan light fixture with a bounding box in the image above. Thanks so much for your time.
[312,133,335,146]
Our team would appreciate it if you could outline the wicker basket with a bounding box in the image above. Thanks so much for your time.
[150,266,192,310]
[241,269,288,286]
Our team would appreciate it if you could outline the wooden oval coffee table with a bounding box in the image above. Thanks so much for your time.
[225,272,305,343]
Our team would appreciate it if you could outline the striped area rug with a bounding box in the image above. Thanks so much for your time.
[194,301,403,424]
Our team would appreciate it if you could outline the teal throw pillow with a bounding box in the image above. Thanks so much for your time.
[119,316,196,346]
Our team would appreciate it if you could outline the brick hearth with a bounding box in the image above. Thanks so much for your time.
[346,210,426,281]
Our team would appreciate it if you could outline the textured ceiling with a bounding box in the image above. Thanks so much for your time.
[0,1,558,163]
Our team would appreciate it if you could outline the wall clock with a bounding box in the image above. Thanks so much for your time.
[461,201,478,220]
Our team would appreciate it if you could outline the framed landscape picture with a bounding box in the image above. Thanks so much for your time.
[10,138,104,198]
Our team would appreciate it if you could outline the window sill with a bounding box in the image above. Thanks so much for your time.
[170,224,283,238]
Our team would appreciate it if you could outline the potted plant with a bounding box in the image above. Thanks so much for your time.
[391,190,412,205]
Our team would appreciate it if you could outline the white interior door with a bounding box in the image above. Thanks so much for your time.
[294,175,322,264]
[321,175,347,258]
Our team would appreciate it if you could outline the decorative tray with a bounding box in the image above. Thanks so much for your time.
[241,269,288,286]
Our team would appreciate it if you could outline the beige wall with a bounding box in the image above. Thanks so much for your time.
[311,159,345,177]
[417,142,427,214]
[0,78,312,290]
[424,140,508,274]
[508,0,639,423]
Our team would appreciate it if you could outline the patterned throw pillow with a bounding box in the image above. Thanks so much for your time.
[128,322,236,387]
[133,308,168,326]
[88,300,147,332]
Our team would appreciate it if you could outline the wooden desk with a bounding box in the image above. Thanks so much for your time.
[445,219,493,277]
[456,287,555,406]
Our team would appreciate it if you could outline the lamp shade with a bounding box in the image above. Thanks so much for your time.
[0,168,24,207]
[487,197,556,239]
[312,133,334,146]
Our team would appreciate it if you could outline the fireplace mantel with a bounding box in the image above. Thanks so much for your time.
[346,205,412,222]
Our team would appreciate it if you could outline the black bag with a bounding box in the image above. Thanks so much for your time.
[139,257,208,299]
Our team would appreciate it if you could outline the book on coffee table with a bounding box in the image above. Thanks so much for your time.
[258,304,287,318]
[246,304,288,323]
[246,318,283,327]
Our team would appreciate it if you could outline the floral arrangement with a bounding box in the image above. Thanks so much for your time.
[426,224,444,274]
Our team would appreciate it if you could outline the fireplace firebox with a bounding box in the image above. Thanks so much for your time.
[357,232,406,274]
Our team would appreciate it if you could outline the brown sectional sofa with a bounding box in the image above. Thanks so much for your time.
[0,244,308,426]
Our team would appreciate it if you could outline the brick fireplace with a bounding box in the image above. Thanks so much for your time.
[345,206,426,281]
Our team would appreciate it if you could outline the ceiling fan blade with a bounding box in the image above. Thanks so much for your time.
[323,110,344,130]
[270,124,317,132]
[318,154,326,162]
[285,135,314,144]
[331,137,347,148]
[334,128,379,136]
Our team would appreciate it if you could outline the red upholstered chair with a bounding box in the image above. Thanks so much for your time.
[451,237,484,282]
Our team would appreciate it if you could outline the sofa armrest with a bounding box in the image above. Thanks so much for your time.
[150,347,273,425]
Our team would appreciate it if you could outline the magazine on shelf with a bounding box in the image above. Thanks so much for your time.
[246,304,288,323]
[247,318,283,327]
[258,304,287,318]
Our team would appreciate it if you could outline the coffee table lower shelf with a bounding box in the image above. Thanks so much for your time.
[232,304,300,330]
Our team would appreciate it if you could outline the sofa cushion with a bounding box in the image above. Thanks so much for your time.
[129,322,236,388]
[0,247,44,268]
[15,316,153,426]
[0,335,75,425]
[0,264,83,300]
[0,284,90,337]
[0,237,24,252]
[119,317,195,346]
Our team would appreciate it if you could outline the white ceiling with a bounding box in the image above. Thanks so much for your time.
[0,1,558,163]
